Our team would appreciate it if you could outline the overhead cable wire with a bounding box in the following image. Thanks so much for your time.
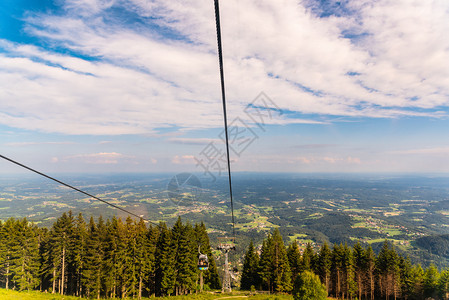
[214,0,236,239]
[0,154,160,227]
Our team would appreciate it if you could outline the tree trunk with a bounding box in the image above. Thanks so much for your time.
[337,270,341,298]
[61,246,65,295]
[357,273,361,300]
[52,268,56,294]
[138,275,142,300]
[6,263,9,290]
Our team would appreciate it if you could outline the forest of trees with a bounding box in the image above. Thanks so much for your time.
[0,212,220,298]
[241,228,449,300]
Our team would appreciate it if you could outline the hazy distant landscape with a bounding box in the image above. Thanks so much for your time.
[1,172,448,268]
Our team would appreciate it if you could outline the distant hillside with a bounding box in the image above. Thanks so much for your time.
[416,234,449,258]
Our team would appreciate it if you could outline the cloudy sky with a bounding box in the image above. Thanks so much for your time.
[1,0,449,176]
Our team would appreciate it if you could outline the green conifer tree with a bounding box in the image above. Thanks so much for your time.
[173,219,197,295]
[241,240,260,290]
[423,263,440,299]
[353,241,365,300]
[331,243,344,298]
[287,241,301,282]
[364,245,376,300]
[301,242,314,272]
[316,242,332,295]
[82,216,104,299]
[269,229,292,292]
[71,213,87,296]
[438,269,449,300]
[155,222,176,296]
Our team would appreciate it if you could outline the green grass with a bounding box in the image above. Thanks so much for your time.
[0,289,80,299]
[0,289,294,300]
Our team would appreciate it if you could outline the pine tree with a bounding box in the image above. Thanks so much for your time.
[353,241,365,300]
[331,243,344,298]
[82,216,104,299]
[47,212,73,295]
[316,242,332,295]
[301,242,314,273]
[145,224,159,296]
[71,213,87,296]
[173,219,197,295]
[438,269,449,300]
[407,264,424,299]
[122,216,138,297]
[0,218,16,290]
[398,256,412,300]
[342,243,356,299]
[287,241,301,282]
[270,229,292,292]
[377,241,401,300]
[258,238,272,291]
[423,263,440,299]
[103,217,119,298]
[9,219,40,291]
[241,240,260,290]
[135,219,149,299]
[364,245,376,300]
[155,222,176,296]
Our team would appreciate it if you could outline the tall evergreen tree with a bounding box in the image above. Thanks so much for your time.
[71,213,87,296]
[377,241,401,300]
[258,238,272,291]
[49,212,73,295]
[173,219,197,295]
[241,240,260,290]
[287,241,301,282]
[258,229,292,292]
[341,243,356,299]
[423,263,440,299]
[407,264,424,300]
[0,218,16,290]
[364,245,376,300]
[301,242,314,273]
[353,241,365,300]
[331,243,344,298]
[317,242,332,295]
[438,269,449,300]
[155,222,175,296]
[145,224,159,296]
[82,216,104,299]
[9,219,40,291]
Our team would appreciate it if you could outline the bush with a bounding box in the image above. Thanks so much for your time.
[293,271,327,300]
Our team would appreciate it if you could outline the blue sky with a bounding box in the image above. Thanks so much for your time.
[1,0,449,176]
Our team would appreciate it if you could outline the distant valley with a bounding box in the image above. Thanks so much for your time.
[1,172,448,268]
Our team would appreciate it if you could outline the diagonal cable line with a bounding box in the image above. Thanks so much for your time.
[0,154,160,227]
[214,0,236,239]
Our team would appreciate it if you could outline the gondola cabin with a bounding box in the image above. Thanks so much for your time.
[198,253,209,271]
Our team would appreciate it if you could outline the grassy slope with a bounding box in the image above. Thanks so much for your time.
[0,289,294,300]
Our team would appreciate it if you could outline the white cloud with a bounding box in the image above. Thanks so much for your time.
[167,137,223,145]
[60,152,133,164]
[0,0,448,136]
[171,155,194,164]
[5,141,75,147]
[390,147,449,155]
